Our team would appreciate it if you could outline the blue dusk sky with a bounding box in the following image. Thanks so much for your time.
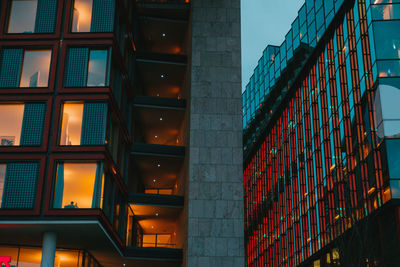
[241,0,305,91]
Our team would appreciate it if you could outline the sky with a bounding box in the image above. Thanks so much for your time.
[241,0,305,91]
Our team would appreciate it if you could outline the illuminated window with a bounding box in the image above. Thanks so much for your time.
[59,102,107,146]
[64,48,110,87]
[0,48,52,88]
[71,0,114,33]
[20,50,52,87]
[0,103,45,146]
[72,0,93,32]
[0,104,24,146]
[0,162,39,209]
[53,162,104,209]
[7,0,57,34]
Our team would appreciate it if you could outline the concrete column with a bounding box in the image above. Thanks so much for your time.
[40,232,57,267]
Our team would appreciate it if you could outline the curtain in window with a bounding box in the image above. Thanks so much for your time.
[0,49,23,88]
[81,103,107,145]
[34,0,57,33]
[91,0,115,32]
[64,48,89,87]
[91,162,103,208]
[1,162,39,209]
[20,103,46,146]
[54,164,64,209]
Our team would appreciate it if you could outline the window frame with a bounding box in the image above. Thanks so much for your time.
[0,42,58,93]
[0,0,62,39]
[0,96,51,153]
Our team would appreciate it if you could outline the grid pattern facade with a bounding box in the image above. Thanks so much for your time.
[243,0,400,266]
[243,0,345,129]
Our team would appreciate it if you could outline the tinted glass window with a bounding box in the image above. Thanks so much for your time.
[374,21,400,60]
[7,0,37,33]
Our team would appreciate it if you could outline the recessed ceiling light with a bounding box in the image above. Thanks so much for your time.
[155,135,158,138]
[160,74,165,78]
[153,179,156,182]
[162,33,166,37]
[156,213,159,216]
[160,117,163,121]
[157,163,161,168]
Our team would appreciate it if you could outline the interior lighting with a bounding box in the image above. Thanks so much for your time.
[156,213,159,216]
[157,163,161,168]
[153,179,156,182]
[162,33,166,37]
[160,117,163,121]
[161,74,165,78]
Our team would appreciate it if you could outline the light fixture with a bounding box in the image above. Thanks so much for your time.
[155,135,158,138]
[157,163,161,168]
[160,117,163,121]
[151,225,154,229]
[162,33,166,37]
[160,74,165,78]
[156,213,159,216]
[153,179,156,182]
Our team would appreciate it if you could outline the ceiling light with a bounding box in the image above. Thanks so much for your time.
[156,213,159,216]
[151,225,154,229]
[161,74,165,78]
[155,135,158,138]
[153,179,156,182]
[162,33,166,37]
[160,117,163,121]
[157,163,161,168]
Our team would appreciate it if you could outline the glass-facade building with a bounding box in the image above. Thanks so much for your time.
[0,0,244,266]
[243,0,400,266]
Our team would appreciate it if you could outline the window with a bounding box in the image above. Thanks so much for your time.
[59,102,107,146]
[0,49,52,88]
[71,0,115,33]
[20,50,52,87]
[7,0,58,34]
[373,21,400,60]
[53,162,103,209]
[0,103,46,146]
[0,162,39,209]
[87,50,108,86]
[64,48,110,87]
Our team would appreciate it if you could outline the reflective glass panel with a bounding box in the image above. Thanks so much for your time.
[20,50,52,87]
[386,139,400,178]
[378,60,400,77]
[7,0,37,33]
[373,21,400,60]
[0,104,24,146]
[60,103,83,145]
[87,50,108,87]
[372,4,400,20]
[72,0,93,32]
[54,163,98,209]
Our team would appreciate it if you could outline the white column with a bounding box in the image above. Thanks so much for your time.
[40,232,57,267]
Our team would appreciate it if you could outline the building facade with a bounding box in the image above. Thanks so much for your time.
[243,0,400,266]
[0,0,243,266]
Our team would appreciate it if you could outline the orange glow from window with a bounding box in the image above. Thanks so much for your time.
[0,164,5,208]
[20,50,52,87]
[0,104,24,146]
[383,186,391,203]
[72,0,93,32]
[60,103,84,145]
[56,163,97,208]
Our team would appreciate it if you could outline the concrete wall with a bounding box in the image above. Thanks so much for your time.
[186,0,244,266]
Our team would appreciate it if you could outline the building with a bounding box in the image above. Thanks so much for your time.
[243,0,400,266]
[0,0,243,266]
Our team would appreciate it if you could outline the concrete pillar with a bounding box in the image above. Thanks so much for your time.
[40,232,57,267]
